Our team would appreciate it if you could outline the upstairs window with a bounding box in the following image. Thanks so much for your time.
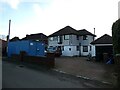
[83,35,88,40]
[76,35,79,40]
[49,37,53,41]
[53,36,58,41]
[62,46,64,51]
[64,35,69,40]
[90,46,92,51]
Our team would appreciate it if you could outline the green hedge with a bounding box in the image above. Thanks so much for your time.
[112,19,120,55]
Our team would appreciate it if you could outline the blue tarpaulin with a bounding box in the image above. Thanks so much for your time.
[8,40,45,57]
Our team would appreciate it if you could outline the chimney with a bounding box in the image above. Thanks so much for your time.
[93,28,95,41]
[94,28,95,35]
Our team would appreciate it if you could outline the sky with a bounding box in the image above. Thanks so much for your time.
[0,0,119,39]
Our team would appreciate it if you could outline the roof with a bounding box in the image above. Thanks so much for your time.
[10,37,20,42]
[0,39,7,47]
[78,29,96,37]
[48,26,96,37]
[91,34,112,44]
[22,33,48,40]
[48,26,78,37]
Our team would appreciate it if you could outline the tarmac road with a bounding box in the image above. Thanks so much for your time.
[2,60,113,88]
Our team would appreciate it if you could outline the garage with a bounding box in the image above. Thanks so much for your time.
[91,34,113,62]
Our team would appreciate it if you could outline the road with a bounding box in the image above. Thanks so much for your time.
[2,60,113,88]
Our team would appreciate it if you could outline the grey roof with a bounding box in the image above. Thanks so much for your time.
[48,26,96,37]
[78,29,96,37]
[91,34,112,44]
[48,26,78,37]
[22,33,48,40]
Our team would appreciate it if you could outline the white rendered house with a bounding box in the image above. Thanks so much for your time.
[48,26,96,57]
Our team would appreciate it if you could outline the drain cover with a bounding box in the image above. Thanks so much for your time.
[19,65,24,67]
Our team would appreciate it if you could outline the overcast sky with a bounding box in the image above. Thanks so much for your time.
[0,0,119,39]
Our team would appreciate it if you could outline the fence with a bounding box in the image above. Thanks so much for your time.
[11,52,55,68]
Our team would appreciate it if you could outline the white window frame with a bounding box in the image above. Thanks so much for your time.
[83,46,88,52]
[64,35,69,40]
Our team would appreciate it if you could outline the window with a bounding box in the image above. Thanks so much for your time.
[58,36,62,44]
[49,37,53,41]
[83,35,88,40]
[30,43,33,45]
[64,35,69,40]
[53,36,58,41]
[36,40,39,41]
[62,46,64,51]
[76,35,79,40]
[76,46,79,51]
[83,46,88,52]
[69,48,71,51]
[90,46,91,51]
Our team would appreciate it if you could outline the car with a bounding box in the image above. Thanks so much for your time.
[47,46,62,57]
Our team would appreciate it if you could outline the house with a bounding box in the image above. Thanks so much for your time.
[0,39,7,56]
[48,26,96,56]
[91,34,113,62]
[21,33,48,45]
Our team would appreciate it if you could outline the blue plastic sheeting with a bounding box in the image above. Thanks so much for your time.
[8,40,45,57]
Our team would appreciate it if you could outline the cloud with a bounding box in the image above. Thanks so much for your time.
[0,0,53,10]
[33,4,43,16]
[1,0,21,9]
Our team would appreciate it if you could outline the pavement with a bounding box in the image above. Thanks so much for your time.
[54,56,116,85]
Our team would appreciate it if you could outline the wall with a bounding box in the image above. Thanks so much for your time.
[79,35,94,45]
[48,35,79,47]
[79,35,94,56]
[62,45,79,56]
[11,54,55,68]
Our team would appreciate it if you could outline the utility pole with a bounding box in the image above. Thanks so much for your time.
[7,20,11,42]
[7,20,11,54]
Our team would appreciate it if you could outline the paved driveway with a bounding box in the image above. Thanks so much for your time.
[54,56,116,85]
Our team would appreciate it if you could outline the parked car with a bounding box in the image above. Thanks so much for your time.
[47,46,62,57]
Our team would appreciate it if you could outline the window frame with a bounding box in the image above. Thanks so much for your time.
[83,35,88,40]
[83,46,88,52]
[62,46,64,51]
[76,35,79,40]
[49,37,53,41]
[76,46,80,51]
[64,35,69,40]
[53,36,58,41]
[90,46,92,51]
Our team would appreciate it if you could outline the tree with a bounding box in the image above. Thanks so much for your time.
[112,18,120,87]
[112,18,120,55]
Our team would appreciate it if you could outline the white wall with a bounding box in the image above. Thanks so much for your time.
[79,35,95,56]
[90,45,96,57]
[48,35,79,47]
[69,35,79,45]
[62,46,79,56]
[79,35,94,45]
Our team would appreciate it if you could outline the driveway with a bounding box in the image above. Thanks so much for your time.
[54,56,116,85]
